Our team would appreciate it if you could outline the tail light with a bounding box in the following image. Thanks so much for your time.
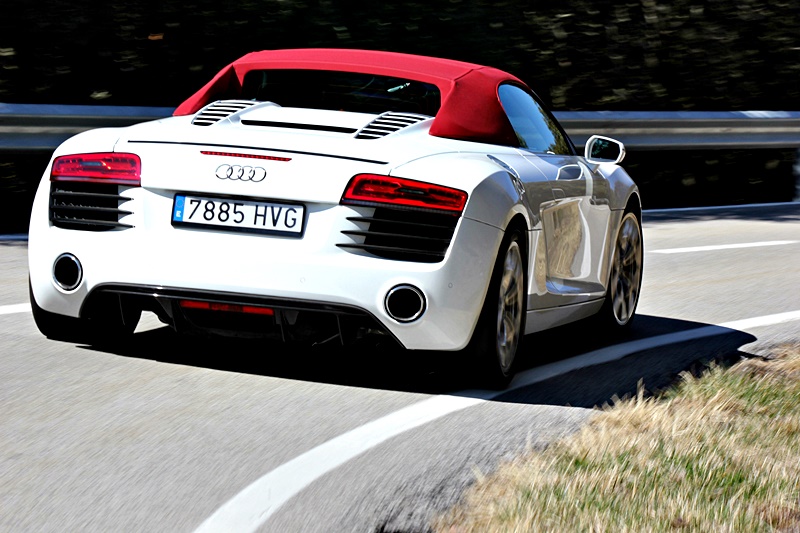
[341,174,467,213]
[50,153,141,186]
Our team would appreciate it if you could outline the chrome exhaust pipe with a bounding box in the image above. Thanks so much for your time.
[384,284,426,323]
[53,253,82,291]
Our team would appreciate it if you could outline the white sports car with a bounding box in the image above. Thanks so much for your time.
[28,49,643,386]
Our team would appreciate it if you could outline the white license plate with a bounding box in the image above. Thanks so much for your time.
[172,194,305,236]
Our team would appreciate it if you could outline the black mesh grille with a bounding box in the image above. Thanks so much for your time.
[50,182,133,231]
[338,207,459,263]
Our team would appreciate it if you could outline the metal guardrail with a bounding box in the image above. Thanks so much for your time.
[559,110,800,149]
[0,103,175,152]
[2,103,800,152]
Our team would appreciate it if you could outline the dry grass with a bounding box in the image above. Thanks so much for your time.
[435,343,800,533]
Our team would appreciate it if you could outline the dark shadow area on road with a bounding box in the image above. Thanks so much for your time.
[78,313,757,410]
[496,317,756,408]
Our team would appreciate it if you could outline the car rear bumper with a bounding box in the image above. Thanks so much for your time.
[29,205,503,351]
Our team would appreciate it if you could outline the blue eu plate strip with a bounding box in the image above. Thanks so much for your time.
[173,195,185,221]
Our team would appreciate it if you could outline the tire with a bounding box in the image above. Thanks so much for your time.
[467,229,527,389]
[599,209,643,328]
[29,280,140,345]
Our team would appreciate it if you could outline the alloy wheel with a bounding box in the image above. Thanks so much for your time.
[609,212,643,325]
[495,239,524,373]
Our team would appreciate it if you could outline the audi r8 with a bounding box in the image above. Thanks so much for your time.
[28,48,643,386]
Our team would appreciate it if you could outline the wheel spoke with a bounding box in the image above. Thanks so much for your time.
[614,291,629,322]
[621,249,635,267]
[503,287,517,307]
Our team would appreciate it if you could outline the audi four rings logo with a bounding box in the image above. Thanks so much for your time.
[215,164,267,182]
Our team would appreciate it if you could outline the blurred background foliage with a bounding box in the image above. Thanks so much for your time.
[1,0,799,110]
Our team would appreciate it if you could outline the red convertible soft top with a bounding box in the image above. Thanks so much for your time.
[173,48,523,146]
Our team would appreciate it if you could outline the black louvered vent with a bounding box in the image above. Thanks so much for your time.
[192,100,258,126]
[338,207,459,263]
[50,183,133,231]
[355,112,430,139]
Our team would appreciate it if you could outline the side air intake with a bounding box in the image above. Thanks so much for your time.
[192,100,259,126]
[338,207,459,263]
[50,183,133,231]
[355,112,430,139]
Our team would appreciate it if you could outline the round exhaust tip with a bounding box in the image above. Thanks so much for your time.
[53,253,82,291]
[385,284,426,323]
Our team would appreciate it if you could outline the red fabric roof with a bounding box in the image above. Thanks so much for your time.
[174,49,524,146]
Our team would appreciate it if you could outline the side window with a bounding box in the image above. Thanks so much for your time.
[498,84,573,155]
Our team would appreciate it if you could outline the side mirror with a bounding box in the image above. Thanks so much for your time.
[585,135,626,164]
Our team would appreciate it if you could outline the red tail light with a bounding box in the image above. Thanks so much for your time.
[341,174,467,213]
[50,153,141,186]
[179,300,275,316]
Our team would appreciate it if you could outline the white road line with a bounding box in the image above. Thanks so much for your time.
[643,200,799,214]
[721,309,800,330]
[193,394,490,533]
[193,309,800,533]
[0,303,29,316]
[651,240,798,254]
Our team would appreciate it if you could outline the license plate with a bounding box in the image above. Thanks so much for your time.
[172,194,305,236]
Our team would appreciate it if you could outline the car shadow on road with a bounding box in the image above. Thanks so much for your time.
[495,315,757,408]
[84,312,758,409]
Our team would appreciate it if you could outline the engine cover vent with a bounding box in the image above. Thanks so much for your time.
[355,112,430,139]
[192,100,259,126]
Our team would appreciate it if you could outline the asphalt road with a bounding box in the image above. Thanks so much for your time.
[1,203,798,532]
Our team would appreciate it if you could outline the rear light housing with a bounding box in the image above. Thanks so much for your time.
[50,153,141,186]
[341,174,467,213]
